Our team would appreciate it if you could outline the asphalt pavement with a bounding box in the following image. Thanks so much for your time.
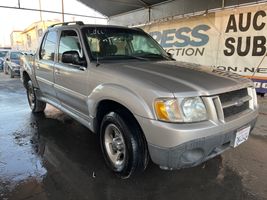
[0,72,267,200]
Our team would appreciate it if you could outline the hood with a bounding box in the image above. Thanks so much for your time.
[100,60,253,97]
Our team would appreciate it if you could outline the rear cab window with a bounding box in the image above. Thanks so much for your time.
[40,31,58,61]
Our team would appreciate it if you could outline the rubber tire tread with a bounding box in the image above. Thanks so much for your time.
[100,111,149,179]
[26,80,46,113]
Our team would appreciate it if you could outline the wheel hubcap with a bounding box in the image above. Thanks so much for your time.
[104,124,126,169]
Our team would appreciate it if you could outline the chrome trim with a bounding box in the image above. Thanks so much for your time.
[202,96,221,123]
[205,87,255,123]
[212,96,224,123]
[221,95,252,109]
[248,87,258,109]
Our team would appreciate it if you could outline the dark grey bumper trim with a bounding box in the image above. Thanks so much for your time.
[148,118,257,169]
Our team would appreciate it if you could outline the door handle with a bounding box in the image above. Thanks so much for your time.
[55,69,60,75]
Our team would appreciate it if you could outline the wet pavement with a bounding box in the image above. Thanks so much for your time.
[0,72,267,200]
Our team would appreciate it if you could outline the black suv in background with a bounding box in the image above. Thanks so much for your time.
[4,50,22,78]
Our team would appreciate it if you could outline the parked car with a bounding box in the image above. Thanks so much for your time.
[4,50,23,78]
[20,22,258,178]
[0,49,8,71]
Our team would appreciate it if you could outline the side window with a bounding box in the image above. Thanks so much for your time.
[40,31,57,61]
[58,30,82,62]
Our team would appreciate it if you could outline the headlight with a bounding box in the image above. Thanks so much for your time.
[154,97,207,122]
[154,99,183,122]
[181,97,207,122]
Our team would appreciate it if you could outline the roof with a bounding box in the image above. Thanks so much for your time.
[77,0,169,17]
[47,21,143,30]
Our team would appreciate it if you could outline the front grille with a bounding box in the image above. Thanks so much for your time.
[218,88,250,119]
[219,88,248,104]
[223,101,249,118]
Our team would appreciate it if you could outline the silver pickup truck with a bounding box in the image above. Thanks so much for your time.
[21,21,258,178]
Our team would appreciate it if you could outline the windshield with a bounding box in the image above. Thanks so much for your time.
[83,27,170,61]
[0,51,7,58]
[10,52,22,59]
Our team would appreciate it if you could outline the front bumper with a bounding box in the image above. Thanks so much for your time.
[135,109,258,169]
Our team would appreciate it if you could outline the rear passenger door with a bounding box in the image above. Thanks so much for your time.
[35,30,58,101]
[54,29,89,118]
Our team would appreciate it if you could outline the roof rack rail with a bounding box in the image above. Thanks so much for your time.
[49,21,84,28]
[132,27,144,32]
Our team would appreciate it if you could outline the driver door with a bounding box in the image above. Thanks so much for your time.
[54,29,89,118]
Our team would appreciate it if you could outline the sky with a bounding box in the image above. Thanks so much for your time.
[0,0,107,46]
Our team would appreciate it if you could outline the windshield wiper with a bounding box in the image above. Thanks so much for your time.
[125,55,149,61]
[137,53,171,60]
[94,54,169,61]
[98,55,149,61]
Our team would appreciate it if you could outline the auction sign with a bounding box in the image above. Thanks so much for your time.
[143,4,267,93]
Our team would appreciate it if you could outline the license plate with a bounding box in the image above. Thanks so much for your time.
[233,126,250,148]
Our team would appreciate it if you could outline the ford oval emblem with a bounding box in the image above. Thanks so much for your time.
[236,99,245,107]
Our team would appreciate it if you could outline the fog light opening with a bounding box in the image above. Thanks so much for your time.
[181,148,204,164]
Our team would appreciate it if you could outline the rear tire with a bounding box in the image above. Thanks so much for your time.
[26,80,46,113]
[100,111,149,178]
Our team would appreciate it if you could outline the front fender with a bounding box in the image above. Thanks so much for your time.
[87,83,154,119]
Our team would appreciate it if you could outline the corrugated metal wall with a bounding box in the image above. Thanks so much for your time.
[109,0,267,26]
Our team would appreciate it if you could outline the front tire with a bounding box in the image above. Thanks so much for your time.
[26,80,46,113]
[100,111,149,178]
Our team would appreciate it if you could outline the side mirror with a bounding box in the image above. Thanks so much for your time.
[167,52,172,58]
[6,58,10,61]
[62,51,78,64]
[167,52,176,61]
[62,51,86,66]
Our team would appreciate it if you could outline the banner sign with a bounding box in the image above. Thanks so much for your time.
[143,4,267,93]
